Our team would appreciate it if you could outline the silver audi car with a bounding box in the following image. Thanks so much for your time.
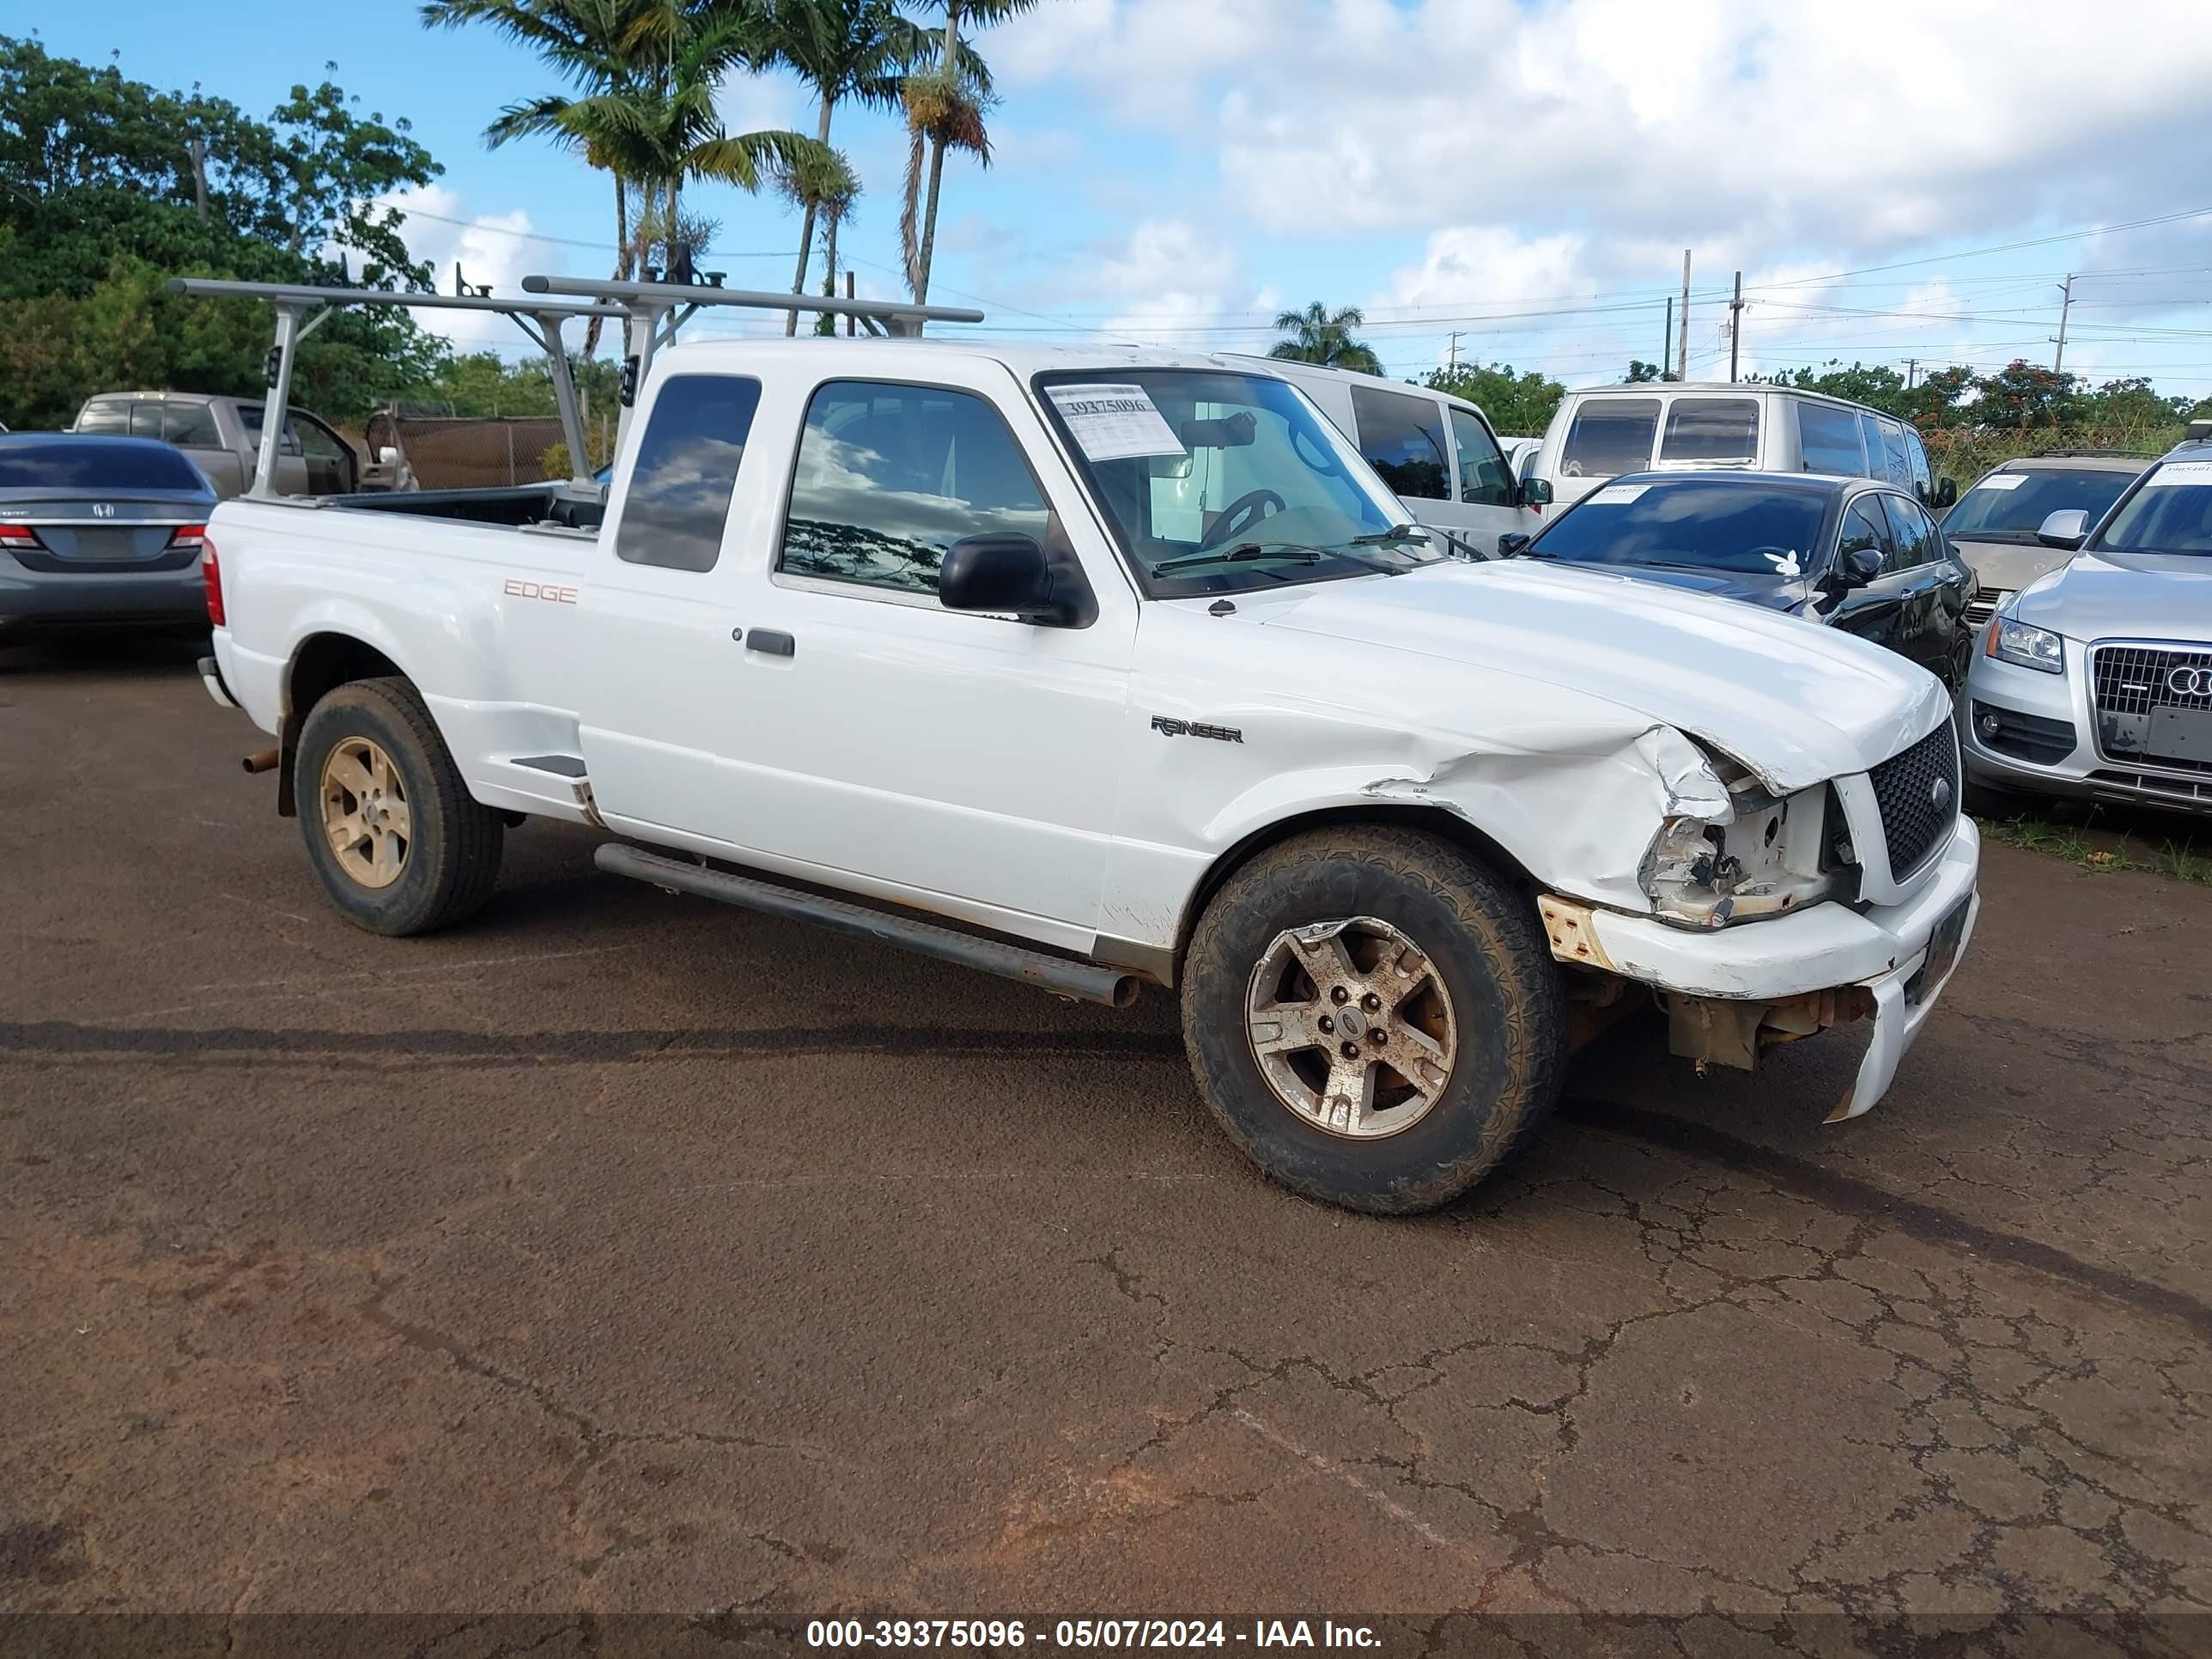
[1962,421,2212,815]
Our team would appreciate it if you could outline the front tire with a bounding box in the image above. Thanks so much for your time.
[293,677,504,936]
[1181,826,1564,1214]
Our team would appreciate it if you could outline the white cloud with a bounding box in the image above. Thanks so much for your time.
[1001,0,2212,270]
[1085,219,1243,341]
[1369,227,1598,317]
[376,184,570,351]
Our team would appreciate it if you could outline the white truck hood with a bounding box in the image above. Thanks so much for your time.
[1256,560,1950,792]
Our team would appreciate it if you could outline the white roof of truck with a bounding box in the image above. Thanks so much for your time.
[655,337,1259,379]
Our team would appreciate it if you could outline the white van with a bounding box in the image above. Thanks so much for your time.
[1528,383,1954,513]
[1239,357,1541,556]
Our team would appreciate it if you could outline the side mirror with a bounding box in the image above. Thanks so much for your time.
[1935,477,1958,510]
[1519,477,1553,507]
[1836,544,1883,588]
[376,446,400,467]
[2036,508,2089,550]
[939,532,1090,626]
[1497,532,1533,559]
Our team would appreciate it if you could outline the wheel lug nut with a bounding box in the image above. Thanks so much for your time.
[1317,1015,1334,1034]
[1361,992,1382,1012]
[1330,986,1350,1005]
[1370,1030,1387,1046]
[1340,1041,1359,1059]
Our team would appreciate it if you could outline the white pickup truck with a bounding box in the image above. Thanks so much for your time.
[201,337,1980,1213]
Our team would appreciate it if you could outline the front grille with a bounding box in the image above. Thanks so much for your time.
[2090,641,2212,767]
[1965,588,2011,629]
[1868,725,1960,877]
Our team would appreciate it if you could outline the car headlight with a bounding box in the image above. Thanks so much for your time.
[1642,775,1844,929]
[1989,615,2064,675]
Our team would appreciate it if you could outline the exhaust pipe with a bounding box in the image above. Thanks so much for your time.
[241,748,279,775]
[594,842,1140,1008]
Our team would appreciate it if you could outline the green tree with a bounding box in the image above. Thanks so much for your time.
[1425,362,1565,436]
[0,35,446,428]
[421,0,666,354]
[774,144,860,332]
[1267,302,1383,375]
[756,0,944,333]
[1622,359,1660,384]
[901,0,1030,309]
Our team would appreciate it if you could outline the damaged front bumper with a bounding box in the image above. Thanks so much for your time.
[1547,814,1979,1121]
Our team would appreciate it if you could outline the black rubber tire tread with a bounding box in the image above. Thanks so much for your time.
[293,676,504,936]
[1181,824,1564,1215]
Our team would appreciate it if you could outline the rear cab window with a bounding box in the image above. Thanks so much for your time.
[164,404,220,447]
[1658,397,1759,465]
[1559,398,1659,479]
[778,380,1052,597]
[1348,386,1450,501]
[75,398,131,435]
[1795,400,1866,476]
[614,374,763,572]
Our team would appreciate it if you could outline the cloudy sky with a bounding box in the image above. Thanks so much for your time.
[46,0,2212,399]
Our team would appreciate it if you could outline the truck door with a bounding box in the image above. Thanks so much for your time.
[732,369,1133,939]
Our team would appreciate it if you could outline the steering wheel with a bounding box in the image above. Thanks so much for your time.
[1198,488,1286,550]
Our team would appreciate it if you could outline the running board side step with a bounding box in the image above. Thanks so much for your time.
[593,843,1140,1008]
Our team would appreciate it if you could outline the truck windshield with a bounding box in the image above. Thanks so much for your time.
[1526,478,1829,576]
[2093,463,2212,556]
[1943,466,2139,544]
[1034,369,1437,597]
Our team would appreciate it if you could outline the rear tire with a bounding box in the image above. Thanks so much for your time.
[1181,826,1564,1214]
[293,677,504,936]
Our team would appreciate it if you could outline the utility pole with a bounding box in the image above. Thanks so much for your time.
[1905,359,1917,390]
[2051,273,2074,373]
[1447,331,1460,373]
[1662,296,1673,379]
[1728,270,1744,382]
[1677,251,1692,384]
[186,135,209,221]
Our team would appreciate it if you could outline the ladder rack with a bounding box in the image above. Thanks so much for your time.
[166,278,627,500]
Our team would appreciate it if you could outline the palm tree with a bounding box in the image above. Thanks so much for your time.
[422,0,657,355]
[756,0,943,335]
[901,0,1032,313]
[1268,302,1384,375]
[775,145,860,328]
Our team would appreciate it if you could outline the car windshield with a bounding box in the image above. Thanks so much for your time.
[1035,369,1438,597]
[0,440,207,492]
[1942,465,2139,543]
[2093,460,2212,556]
[1526,478,1830,577]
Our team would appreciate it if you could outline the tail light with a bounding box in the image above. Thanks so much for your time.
[0,523,42,550]
[202,540,225,627]
[167,523,207,551]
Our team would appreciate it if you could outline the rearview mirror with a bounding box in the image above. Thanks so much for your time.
[939,533,1091,627]
[1935,477,1958,510]
[1497,532,1533,559]
[1519,477,1553,507]
[2036,508,2090,550]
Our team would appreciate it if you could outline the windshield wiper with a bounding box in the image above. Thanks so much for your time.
[1347,522,1430,546]
[1148,540,1328,576]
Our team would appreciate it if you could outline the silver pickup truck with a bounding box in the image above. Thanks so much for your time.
[71,392,373,499]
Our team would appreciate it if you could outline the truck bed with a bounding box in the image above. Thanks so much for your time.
[328,481,606,532]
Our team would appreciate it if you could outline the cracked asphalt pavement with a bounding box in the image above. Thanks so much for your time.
[3,637,2210,1633]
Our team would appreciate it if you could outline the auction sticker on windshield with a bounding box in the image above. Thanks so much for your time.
[1047,384,1186,462]
[1589,483,1651,504]
[1975,473,2028,491]
[2144,461,2212,488]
